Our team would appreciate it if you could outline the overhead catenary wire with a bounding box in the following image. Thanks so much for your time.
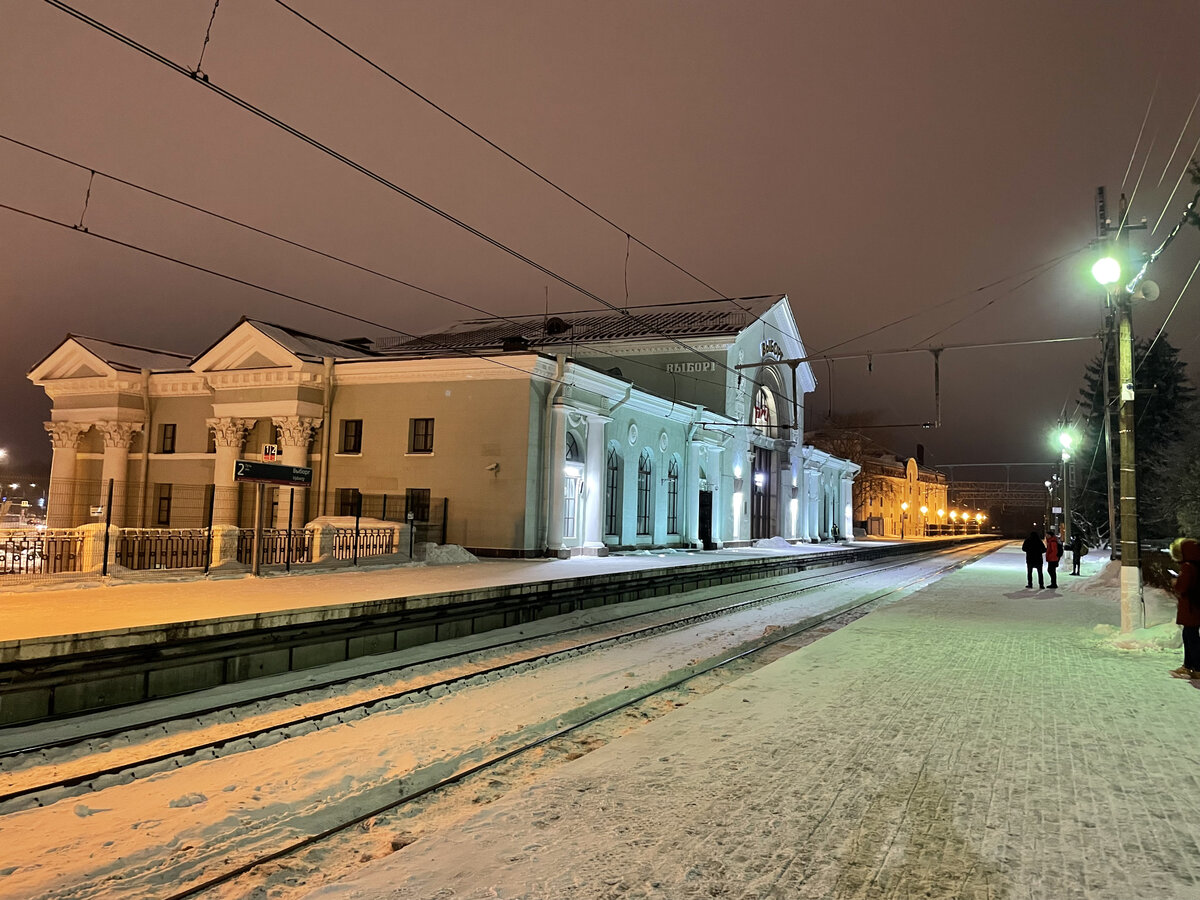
[41,0,755,390]
[268,0,739,312]
[0,199,570,386]
[0,131,745,400]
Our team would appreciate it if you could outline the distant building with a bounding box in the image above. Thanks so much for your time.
[29,295,858,556]
[806,431,949,537]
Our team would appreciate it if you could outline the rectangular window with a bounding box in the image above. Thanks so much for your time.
[339,419,363,454]
[335,487,360,517]
[160,423,176,454]
[155,484,172,526]
[406,488,431,522]
[563,477,579,539]
[409,418,435,454]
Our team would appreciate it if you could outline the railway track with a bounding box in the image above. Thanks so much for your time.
[2,542,1002,900]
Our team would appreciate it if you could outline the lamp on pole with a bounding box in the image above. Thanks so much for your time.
[1056,428,1074,541]
[1092,255,1141,633]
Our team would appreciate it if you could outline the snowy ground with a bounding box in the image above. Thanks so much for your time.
[0,538,879,642]
[301,546,1200,900]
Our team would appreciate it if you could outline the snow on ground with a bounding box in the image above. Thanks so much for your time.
[0,539,888,642]
[301,547,1200,900]
[0,546,957,899]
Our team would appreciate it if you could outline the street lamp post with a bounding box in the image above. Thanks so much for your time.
[900,501,908,539]
[1092,255,1141,633]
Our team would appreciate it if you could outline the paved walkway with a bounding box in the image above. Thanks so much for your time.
[0,537,920,642]
[307,544,1200,900]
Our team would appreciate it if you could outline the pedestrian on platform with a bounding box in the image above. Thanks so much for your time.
[1070,532,1083,576]
[1045,527,1062,588]
[1022,530,1045,589]
[1169,537,1200,679]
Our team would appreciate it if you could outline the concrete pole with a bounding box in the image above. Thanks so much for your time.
[1117,298,1142,633]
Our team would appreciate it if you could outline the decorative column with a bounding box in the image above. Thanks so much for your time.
[271,416,321,528]
[208,417,253,526]
[582,413,610,554]
[805,469,821,541]
[706,444,724,547]
[685,440,704,548]
[546,404,570,555]
[44,421,88,528]
[841,475,855,539]
[95,421,143,527]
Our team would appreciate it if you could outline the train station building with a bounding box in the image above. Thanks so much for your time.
[28,294,859,557]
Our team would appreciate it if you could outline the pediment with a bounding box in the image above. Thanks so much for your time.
[28,338,117,383]
[192,321,302,373]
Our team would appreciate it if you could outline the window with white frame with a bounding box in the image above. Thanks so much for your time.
[637,450,653,535]
[667,457,680,534]
[605,446,620,535]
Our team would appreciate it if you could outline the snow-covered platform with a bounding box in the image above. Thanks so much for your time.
[306,543,1198,900]
[0,536,963,645]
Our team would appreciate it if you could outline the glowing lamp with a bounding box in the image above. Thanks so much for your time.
[920,505,928,515]
[937,508,945,518]
[1091,257,1121,286]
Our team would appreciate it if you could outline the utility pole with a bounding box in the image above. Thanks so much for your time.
[1094,188,1147,633]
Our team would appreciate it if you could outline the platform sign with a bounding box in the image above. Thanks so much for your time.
[262,443,278,462]
[233,460,312,486]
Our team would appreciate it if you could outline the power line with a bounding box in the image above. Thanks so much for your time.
[0,131,744,399]
[270,0,738,311]
[0,199,566,385]
[42,0,751,389]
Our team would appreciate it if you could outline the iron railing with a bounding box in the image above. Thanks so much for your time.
[114,528,210,571]
[235,528,314,566]
[0,529,84,576]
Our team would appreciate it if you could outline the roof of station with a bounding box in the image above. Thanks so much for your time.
[379,295,785,355]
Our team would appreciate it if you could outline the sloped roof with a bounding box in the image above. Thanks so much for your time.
[70,336,193,372]
[244,320,379,362]
[379,295,784,354]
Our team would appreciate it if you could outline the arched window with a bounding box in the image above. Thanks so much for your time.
[667,457,680,535]
[605,446,620,536]
[565,432,582,463]
[637,450,653,535]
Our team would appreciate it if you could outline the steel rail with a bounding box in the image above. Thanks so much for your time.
[159,542,997,900]
[0,546,971,807]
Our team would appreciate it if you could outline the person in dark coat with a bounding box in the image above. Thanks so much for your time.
[1070,532,1083,576]
[1022,530,1045,589]
[1044,527,1062,588]
[1169,538,1200,679]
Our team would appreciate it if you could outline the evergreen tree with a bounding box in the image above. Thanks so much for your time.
[1073,333,1195,548]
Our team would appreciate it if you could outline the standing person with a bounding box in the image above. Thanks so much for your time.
[1022,530,1046,589]
[1045,527,1062,588]
[1169,538,1200,679]
[1070,532,1083,576]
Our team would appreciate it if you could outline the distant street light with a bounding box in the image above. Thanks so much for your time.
[900,501,909,539]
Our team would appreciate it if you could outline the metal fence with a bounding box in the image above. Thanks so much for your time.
[235,528,314,566]
[114,529,211,571]
[0,529,83,577]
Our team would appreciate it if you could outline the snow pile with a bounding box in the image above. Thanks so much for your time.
[753,536,799,551]
[1094,621,1181,650]
[420,544,478,565]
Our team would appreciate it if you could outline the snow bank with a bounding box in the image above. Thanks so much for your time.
[419,544,478,565]
[752,536,799,551]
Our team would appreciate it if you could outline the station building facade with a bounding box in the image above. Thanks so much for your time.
[29,294,858,557]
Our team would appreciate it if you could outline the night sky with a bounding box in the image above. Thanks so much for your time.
[3,1,1199,482]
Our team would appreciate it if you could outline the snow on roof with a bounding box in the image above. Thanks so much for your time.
[241,320,380,362]
[71,336,193,372]
[378,295,785,354]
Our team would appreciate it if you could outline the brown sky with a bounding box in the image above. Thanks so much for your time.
[2,0,1199,481]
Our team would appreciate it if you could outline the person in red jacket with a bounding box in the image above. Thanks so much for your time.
[1169,538,1200,679]
[1044,527,1062,589]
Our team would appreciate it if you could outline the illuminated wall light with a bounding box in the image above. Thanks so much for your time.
[564,464,582,478]
[754,472,765,489]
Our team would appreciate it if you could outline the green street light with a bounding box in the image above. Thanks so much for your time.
[1091,256,1121,286]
